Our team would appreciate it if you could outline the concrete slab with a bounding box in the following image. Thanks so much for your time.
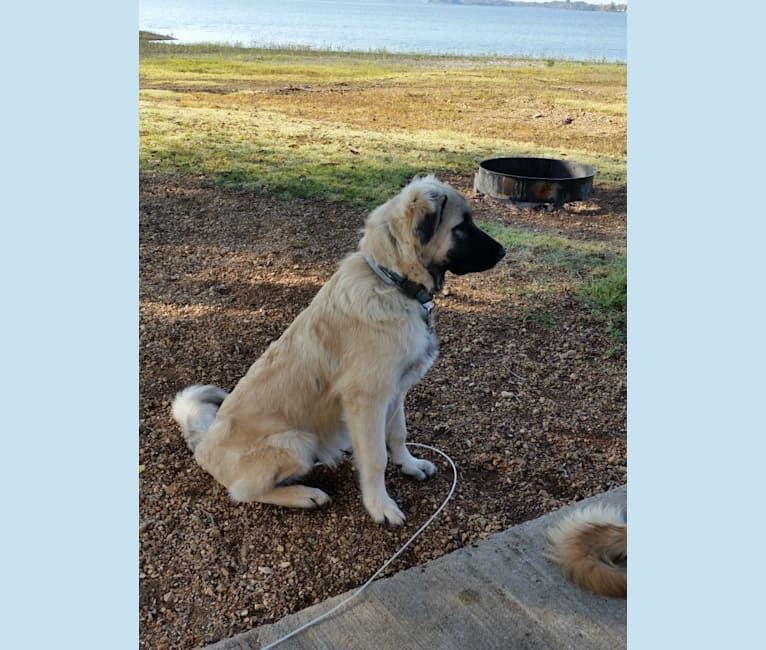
[205,485,626,650]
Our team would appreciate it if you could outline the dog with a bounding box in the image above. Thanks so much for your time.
[171,176,505,525]
[546,502,627,598]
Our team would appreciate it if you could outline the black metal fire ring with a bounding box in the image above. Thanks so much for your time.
[474,157,597,206]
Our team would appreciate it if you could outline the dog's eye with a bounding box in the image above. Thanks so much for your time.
[453,213,471,231]
[452,222,468,239]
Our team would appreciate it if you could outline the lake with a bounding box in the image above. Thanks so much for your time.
[139,0,626,62]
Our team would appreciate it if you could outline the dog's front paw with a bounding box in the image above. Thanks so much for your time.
[398,457,437,481]
[364,493,406,526]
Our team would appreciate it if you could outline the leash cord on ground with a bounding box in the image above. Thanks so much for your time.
[257,442,458,650]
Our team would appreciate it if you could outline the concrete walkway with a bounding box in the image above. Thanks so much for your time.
[206,485,626,650]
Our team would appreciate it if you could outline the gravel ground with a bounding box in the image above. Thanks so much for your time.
[139,172,626,649]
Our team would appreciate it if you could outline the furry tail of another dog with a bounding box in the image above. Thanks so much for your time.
[546,502,627,599]
[171,384,229,452]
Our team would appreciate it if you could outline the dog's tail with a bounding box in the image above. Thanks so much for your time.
[546,502,627,598]
[171,384,229,452]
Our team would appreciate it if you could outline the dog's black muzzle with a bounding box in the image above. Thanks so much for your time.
[445,224,506,275]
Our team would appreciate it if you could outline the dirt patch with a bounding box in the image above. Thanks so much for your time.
[139,173,626,649]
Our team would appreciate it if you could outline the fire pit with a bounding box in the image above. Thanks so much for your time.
[474,157,597,207]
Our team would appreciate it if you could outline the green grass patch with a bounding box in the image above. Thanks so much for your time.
[580,260,627,340]
[478,221,620,279]
[478,221,626,337]
[520,307,558,330]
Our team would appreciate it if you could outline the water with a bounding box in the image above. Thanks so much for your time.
[139,0,626,62]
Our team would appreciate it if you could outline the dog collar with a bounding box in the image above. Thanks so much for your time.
[364,255,435,321]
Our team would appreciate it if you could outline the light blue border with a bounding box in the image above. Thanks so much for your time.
[6,0,762,646]
[629,1,763,646]
[3,2,138,647]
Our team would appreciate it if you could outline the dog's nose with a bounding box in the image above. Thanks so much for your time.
[496,246,506,260]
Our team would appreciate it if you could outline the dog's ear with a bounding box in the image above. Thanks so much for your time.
[415,193,447,245]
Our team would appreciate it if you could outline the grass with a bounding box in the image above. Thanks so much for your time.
[139,41,626,206]
[478,221,621,279]
[580,260,627,340]
[520,307,558,330]
[479,221,626,338]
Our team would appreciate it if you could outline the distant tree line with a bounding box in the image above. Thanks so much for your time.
[428,1,627,11]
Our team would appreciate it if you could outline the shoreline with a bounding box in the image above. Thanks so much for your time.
[139,30,177,42]
[138,34,626,65]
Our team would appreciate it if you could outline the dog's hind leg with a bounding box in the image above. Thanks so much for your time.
[234,483,332,509]
[344,398,405,526]
[386,395,436,481]
[227,441,331,509]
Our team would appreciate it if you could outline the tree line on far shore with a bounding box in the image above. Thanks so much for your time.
[428,1,627,12]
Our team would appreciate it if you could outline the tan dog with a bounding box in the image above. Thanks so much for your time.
[546,503,627,598]
[171,176,505,525]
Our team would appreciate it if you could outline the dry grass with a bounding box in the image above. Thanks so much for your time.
[139,43,626,205]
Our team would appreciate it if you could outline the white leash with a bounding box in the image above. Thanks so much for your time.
[258,442,458,650]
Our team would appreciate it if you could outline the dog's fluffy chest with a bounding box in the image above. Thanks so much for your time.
[398,325,439,393]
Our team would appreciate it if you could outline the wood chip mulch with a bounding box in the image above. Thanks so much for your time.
[139,172,626,649]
